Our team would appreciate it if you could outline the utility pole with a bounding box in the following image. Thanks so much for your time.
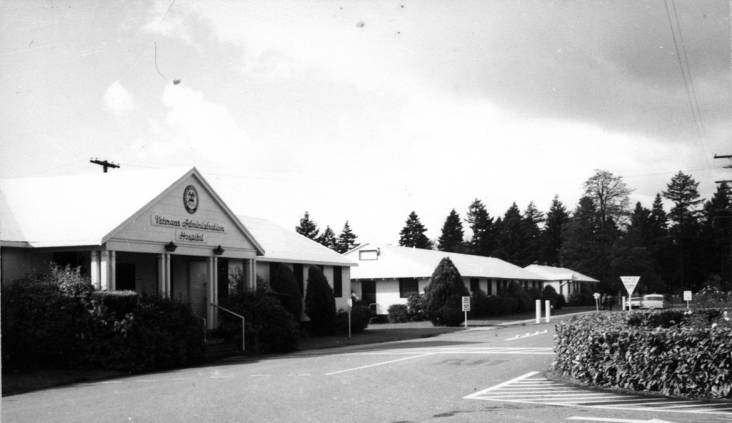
[89,158,120,173]
[714,153,732,185]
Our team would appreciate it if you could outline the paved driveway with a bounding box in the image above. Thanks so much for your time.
[3,317,730,423]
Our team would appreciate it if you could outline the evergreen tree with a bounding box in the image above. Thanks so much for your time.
[295,211,319,240]
[423,257,469,326]
[316,226,337,251]
[610,202,663,294]
[520,202,544,265]
[540,196,569,266]
[465,199,495,256]
[269,263,302,320]
[663,171,704,290]
[701,182,732,289]
[648,193,673,286]
[437,209,465,252]
[398,211,432,249]
[304,266,335,334]
[493,203,525,265]
[335,221,358,253]
[560,197,612,292]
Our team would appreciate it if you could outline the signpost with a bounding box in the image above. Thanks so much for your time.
[462,296,471,328]
[683,290,692,311]
[619,276,640,311]
[593,292,600,312]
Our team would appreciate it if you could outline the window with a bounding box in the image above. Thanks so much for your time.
[399,278,418,298]
[470,278,480,293]
[333,267,343,297]
[359,250,379,260]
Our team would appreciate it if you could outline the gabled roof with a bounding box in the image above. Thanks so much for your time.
[523,264,599,283]
[346,244,546,280]
[237,215,356,267]
[0,168,263,254]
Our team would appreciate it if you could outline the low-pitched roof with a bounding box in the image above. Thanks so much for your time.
[237,215,356,267]
[523,264,599,282]
[346,244,546,281]
[0,168,263,254]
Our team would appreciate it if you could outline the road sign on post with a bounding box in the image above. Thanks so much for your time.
[620,276,640,310]
[683,290,692,310]
[593,292,600,312]
[462,296,470,328]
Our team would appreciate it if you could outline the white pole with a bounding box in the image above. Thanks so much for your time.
[595,297,599,312]
[621,296,626,311]
[535,300,541,324]
[544,300,551,323]
[464,310,468,329]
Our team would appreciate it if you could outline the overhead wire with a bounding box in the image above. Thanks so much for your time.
[662,0,712,171]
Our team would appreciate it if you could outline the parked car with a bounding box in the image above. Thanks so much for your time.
[629,297,643,309]
[641,294,667,309]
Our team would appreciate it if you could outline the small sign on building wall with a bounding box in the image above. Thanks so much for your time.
[462,296,471,312]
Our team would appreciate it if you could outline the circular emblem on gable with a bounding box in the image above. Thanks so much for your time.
[183,185,199,214]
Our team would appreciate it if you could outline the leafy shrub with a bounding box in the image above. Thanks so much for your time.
[1,278,88,369]
[555,312,732,399]
[406,293,426,321]
[484,295,518,316]
[542,285,563,310]
[334,302,370,334]
[694,285,731,308]
[387,304,410,323]
[505,282,533,313]
[470,289,489,317]
[81,296,205,372]
[423,257,469,326]
[269,263,302,320]
[304,266,336,334]
[91,290,140,317]
[220,288,298,353]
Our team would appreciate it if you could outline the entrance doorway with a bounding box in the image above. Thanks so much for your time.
[171,255,209,319]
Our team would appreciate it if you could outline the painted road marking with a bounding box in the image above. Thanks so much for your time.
[465,372,732,417]
[324,347,553,375]
[566,417,676,422]
[505,330,548,341]
[325,353,434,376]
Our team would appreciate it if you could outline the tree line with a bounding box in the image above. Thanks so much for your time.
[294,211,359,254]
[398,170,732,295]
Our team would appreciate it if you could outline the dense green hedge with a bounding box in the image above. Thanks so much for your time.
[2,266,204,372]
[555,312,732,399]
[387,304,409,323]
[219,288,299,353]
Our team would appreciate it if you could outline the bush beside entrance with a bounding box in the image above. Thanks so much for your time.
[554,311,732,399]
[2,265,204,372]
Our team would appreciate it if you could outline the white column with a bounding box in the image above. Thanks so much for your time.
[100,250,110,290]
[165,253,171,299]
[90,250,100,289]
[109,251,116,291]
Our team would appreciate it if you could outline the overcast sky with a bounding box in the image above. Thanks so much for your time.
[1,0,730,245]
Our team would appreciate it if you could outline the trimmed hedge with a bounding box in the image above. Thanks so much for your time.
[387,304,409,323]
[555,312,732,399]
[304,266,336,334]
[334,302,370,334]
[423,257,469,326]
[220,289,299,354]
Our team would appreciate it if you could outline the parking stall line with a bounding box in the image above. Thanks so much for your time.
[465,372,732,417]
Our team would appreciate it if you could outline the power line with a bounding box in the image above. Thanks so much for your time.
[663,0,713,172]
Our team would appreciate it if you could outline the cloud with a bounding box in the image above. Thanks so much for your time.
[103,81,135,115]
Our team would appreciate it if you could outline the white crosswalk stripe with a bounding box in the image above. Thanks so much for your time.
[464,371,732,417]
